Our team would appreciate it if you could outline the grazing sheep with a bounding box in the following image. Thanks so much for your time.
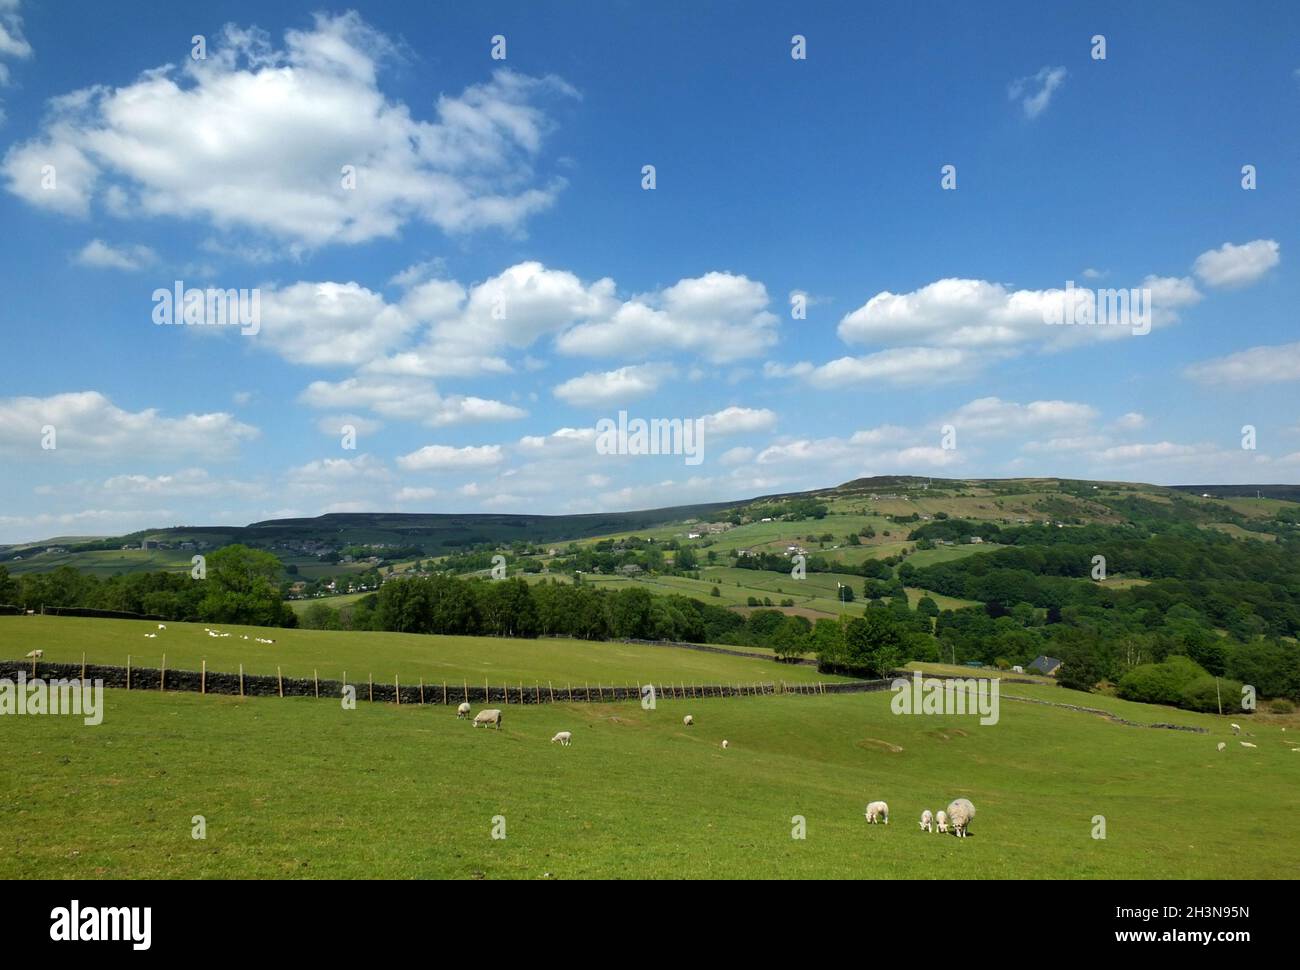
[1231,723,1241,734]
[157,624,166,630]
[721,740,729,749]
[864,801,889,825]
[946,798,976,838]
[456,702,472,719]
[1217,742,1226,751]
[550,731,572,746]
[1240,741,1257,748]
[143,633,156,639]
[919,809,933,832]
[473,709,503,730]
[24,649,43,659]
[683,715,694,726]
[935,810,949,834]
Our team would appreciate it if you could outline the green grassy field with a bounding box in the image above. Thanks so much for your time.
[0,616,840,688]
[4,548,194,576]
[3,677,1295,879]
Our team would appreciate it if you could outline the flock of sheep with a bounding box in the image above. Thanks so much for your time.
[455,703,732,748]
[866,798,977,837]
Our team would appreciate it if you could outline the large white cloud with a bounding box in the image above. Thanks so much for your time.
[945,397,1099,436]
[3,13,574,245]
[74,238,156,271]
[396,444,504,471]
[555,271,779,363]
[769,347,976,387]
[1184,341,1300,386]
[837,276,1199,350]
[552,363,669,406]
[700,406,777,435]
[1192,239,1280,288]
[298,375,525,427]
[258,281,417,367]
[0,391,259,459]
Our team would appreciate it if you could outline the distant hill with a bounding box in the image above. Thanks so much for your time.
[5,475,1297,575]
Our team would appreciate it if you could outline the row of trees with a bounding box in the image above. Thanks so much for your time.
[0,546,297,628]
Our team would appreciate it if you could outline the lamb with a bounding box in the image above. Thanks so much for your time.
[1239,741,1257,748]
[473,709,503,730]
[1217,742,1226,751]
[24,649,43,659]
[550,731,572,746]
[864,801,889,825]
[919,809,933,832]
[935,810,949,834]
[721,740,729,749]
[157,624,166,630]
[457,702,472,719]
[682,715,694,726]
[1231,723,1241,734]
[946,798,976,838]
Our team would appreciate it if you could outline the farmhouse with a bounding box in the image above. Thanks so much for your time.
[1028,655,1063,676]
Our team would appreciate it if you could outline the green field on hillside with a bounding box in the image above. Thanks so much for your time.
[4,548,194,576]
[2,677,1294,879]
[0,616,839,688]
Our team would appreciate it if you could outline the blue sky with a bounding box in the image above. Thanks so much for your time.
[1,0,1298,542]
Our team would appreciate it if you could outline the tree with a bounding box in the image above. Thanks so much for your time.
[0,565,18,605]
[608,587,653,639]
[843,611,907,676]
[199,545,294,626]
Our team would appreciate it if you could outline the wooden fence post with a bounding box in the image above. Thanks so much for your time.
[240,663,244,697]
[127,654,131,691]
[81,652,86,683]
[278,666,284,698]
[314,669,319,698]
[567,683,573,702]
[395,675,400,705]
[443,681,448,705]
[160,654,166,692]
[548,681,555,703]
[419,678,425,705]
[369,674,373,703]
[462,679,468,703]
[585,682,590,702]
[201,659,206,696]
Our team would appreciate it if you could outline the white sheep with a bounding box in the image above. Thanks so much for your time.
[947,798,976,838]
[864,801,889,825]
[683,714,694,726]
[157,624,166,630]
[721,740,729,749]
[550,731,572,746]
[919,809,933,832]
[24,649,43,659]
[456,702,472,719]
[1240,741,1257,748]
[1231,723,1241,734]
[1217,742,1226,751]
[935,810,949,834]
[473,709,503,730]
[143,633,156,639]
